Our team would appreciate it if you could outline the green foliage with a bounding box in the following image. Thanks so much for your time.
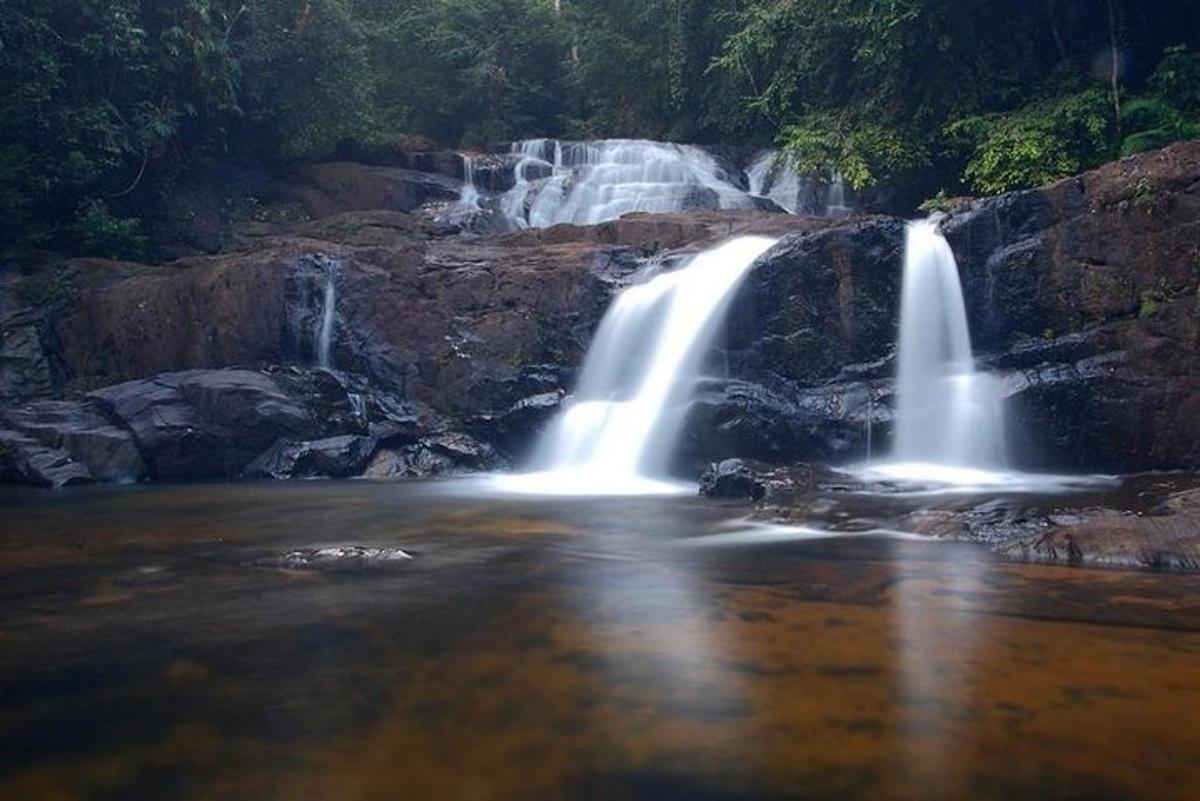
[237,0,376,158]
[1140,286,1165,318]
[779,114,927,191]
[947,89,1114,194]
[74,199,147,260]
[2,0,1199,258]
[1148,46,1200,111]
[1119,49,1200,156]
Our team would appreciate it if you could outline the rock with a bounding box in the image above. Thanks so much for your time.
[0,308,58,403]
[0,399,146,482]
[5,143,1198,477]
[364,431,499,480]
[468,390,563,461]
[699,459,767,501]
[679,378,886,472]
[244,434,378,480]
[87,368,370,480]
[260,546,413,572]
[964,476,1200,571]
[0,428,93,488]
[270,162,460,219]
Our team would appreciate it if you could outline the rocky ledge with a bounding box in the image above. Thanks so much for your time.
[1,140,1198,494]
[0,366,496,488]
[700,458,1200,572]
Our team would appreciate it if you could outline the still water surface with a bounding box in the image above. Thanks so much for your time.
[1,481,1199,800]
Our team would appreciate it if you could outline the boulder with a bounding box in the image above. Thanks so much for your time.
[245,434,379,480]
[0,428,93,488]
[87,368,371,480]
[699,458,767,501]
[0,399,146,482]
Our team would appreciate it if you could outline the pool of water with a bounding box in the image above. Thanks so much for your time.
[1,480,1199,800]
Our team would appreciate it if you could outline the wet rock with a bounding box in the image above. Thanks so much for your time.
[969,478,1200,571]
[0,399,147,482]
[699,459,767,501]
[364,432,499,480]
[468,390,563,461]
[0,308,58,402]
[245,434,378,480]
[87,368,373,480]
[271,162,460,219]
[262,546,413,572]
[0,428,93,488]
[678,378,888,472]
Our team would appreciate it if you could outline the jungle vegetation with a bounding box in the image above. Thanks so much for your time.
[2,0,1198,256]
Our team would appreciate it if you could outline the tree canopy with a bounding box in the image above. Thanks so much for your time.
[2,0,1198,256]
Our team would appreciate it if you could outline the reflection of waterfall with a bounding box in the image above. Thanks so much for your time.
[317,259,339,370]
[499,139,757,229]
[893,220,1007,468]
[496,236,778,495]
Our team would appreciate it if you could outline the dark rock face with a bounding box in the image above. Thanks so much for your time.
[271,162,461,219]
[88,369,355,480]
[0,365,494,486]
[245,434,379,480]
[941,142,1200,471]
[364,432,498,480]
[699,458,767,501]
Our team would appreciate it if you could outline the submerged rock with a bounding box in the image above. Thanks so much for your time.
[261,546,414,572]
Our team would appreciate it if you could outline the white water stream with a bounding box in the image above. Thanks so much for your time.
[494,236,778,495]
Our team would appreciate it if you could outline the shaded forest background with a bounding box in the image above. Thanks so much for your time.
[2,0,1199,256]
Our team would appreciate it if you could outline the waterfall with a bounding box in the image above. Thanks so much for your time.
[848,219,1108,491]
[746,151,804,214]
[500,140,553,226]
[458,154,481,210]
[494,236,778,495]
[825,172,852,218]
[316,259,339,370]
[498,139,758,229]
[891,220,1007,469]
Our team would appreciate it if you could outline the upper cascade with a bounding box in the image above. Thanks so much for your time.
[456,139,851,230]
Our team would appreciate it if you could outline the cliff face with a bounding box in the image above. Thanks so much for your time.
[1,141,1198,485]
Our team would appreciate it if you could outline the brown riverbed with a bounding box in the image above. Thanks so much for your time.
[1,480,1199,801]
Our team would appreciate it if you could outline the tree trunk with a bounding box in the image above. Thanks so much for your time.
[1107,0,1122,139]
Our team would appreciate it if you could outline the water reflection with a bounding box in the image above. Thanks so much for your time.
[1,482,1199,800]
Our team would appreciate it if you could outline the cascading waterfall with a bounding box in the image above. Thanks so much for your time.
[500,139,758,229]
[501,139,553,224]
[494,236,778,495]
[746,150,804,214]
[316,259,339,370]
